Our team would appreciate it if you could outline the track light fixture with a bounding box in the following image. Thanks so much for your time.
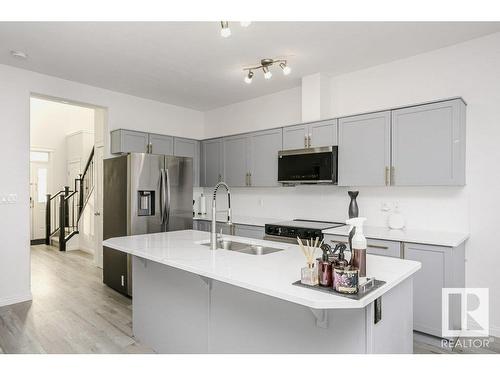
[243,59,292,83]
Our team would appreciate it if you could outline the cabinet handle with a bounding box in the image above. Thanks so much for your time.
[304,135,307,148]
[249,172,252,186]
[330,239,389,250]
[308,134,312,148]
[385,166,390,186]
[390,166,395,185]
[245,173,249,186]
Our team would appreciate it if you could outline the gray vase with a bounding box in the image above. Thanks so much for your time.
[348,191,359,251]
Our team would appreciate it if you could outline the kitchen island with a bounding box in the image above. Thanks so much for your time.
[103,230,421,354]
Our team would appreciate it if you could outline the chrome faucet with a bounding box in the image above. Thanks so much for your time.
[210,181,232,250]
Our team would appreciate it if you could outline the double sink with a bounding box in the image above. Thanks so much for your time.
[199,239,284,255]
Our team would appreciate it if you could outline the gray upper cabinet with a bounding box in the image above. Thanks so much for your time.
[283,124,309,149]
[391,99,466,186]
[223,134,250,187]
[249,128,283,187]
[338,111,391,186]
[174,137,200,187]
[149,133,174,155]
[111,129,149,154]
[309,119,338,148]
[201,138,223,187]
[283,120,338,150]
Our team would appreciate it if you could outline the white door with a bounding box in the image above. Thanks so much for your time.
[30,152,51,241]
[94,146,104,268]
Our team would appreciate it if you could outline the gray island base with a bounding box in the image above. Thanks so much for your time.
[103,230,420,354]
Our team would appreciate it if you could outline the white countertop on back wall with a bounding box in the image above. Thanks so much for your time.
[323,225,469,248]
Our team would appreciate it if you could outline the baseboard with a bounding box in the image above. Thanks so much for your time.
[0,292,33,307]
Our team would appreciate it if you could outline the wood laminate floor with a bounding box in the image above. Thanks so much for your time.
[0,245,498,354]
[0,245,154,354]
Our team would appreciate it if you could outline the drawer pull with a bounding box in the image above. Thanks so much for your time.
[330,240,388,250]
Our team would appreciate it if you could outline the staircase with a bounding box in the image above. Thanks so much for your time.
[46,147,95,251]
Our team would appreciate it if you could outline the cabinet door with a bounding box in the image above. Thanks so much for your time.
[309,119,338,147]
[249,128,283,187]
[404,243,448,337]
[110,129,149,154]
[234,224,264,240]
[338,111,391,186]
[174,137,200,187]
[223,134,250,187]
[283,124,308,149]
[201,138,223,187]
[391,99,466,186]
[149,133,174,155]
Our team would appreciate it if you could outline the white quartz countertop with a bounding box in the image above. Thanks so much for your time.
[103,230,421,310]
[193,214,281,227]
[322,225,469,248]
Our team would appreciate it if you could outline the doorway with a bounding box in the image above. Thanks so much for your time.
[29,150,51,243]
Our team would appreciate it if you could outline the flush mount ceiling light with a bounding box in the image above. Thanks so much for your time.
[243,58,292,83]
[219,21,251,37]
[10,50,28,59]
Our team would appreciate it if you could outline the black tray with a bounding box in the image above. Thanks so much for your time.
[292,278,386,300]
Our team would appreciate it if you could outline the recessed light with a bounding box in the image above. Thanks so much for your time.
[10,50,28,59]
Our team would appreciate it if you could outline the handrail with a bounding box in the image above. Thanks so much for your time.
[64,191,78,201]
[81,146,95,181]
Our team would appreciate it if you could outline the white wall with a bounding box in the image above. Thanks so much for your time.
[203,32,500,335]
[30,98,94,192]
[204,87,301,138]
[0,63,204,307]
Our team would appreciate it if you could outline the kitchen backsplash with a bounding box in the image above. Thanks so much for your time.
[194,185,469,233]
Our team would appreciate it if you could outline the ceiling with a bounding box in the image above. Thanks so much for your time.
[1,22,500,111]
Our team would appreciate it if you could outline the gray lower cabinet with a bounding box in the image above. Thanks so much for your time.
[249,128,283,187]
[338,111,391,186]
[282,120,338,150]
[201,138,223,187]
[193,220,264,240]
[234,224,265,239]
[174,137,200,187]
[403,242,465,338]
[324,234,401,258]
[111,129,149,154]
[324,233,465,338]
[149,133,174,155]
[391,99,466,186]
[223,134,250,187]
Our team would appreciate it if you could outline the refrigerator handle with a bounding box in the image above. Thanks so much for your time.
[159,168,166,224]
[165,168,171,227]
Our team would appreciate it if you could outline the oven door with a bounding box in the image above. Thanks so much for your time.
[278,146,337,184]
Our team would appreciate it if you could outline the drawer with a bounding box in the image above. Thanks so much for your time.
[324,234,402,258]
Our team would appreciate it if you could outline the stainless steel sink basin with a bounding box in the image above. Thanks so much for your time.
[199,240,283,255]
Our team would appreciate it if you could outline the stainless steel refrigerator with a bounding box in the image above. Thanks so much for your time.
[103,153,193,296]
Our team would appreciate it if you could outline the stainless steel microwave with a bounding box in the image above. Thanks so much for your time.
[278,146,338,184]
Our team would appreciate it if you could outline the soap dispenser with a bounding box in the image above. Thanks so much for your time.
[346,217,367,277]
[318,246,333,287]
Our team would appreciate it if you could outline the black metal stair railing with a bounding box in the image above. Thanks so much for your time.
[45,147,95,251]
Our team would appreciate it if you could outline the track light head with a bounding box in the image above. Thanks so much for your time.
[262,66,272,80]
[279,62,291,75]
[244,70,254,84]
[220,21,231,38]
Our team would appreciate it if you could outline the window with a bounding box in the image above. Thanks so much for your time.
[37,168,48,203]
[30,151,49,162]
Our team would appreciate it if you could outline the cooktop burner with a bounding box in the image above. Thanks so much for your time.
[264,219,345,241]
